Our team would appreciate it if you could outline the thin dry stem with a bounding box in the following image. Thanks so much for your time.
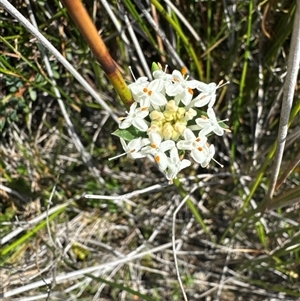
[267,1,300,201]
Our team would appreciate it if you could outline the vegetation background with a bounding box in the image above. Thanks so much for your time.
[0,0,300,300]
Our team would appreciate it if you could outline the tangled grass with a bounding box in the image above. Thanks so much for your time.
[0,0,300,300]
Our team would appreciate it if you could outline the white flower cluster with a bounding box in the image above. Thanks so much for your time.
[113,65,227,182]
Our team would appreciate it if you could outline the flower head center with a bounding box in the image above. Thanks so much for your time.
[148,100,190,141]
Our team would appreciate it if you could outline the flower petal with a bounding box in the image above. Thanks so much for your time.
[133,118,148,131]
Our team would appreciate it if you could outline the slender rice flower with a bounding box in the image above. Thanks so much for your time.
[196,107,224,136]
[189,87,216,108]
[141,80,167,107]
[166,67,201,106]
[119,102,149,132]
[196,82,217,107]
[153,67,173,89]
[121,138,150,159]
[109,137,150,161]
[128,76,149,103]
[177,128,212,166]
[200,143,215,168]
[186,80,228,110]
[112,63,229,181]
[142,131,175,170]
[165,147,191,181]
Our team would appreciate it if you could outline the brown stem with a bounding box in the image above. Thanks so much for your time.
[60,0,134,108]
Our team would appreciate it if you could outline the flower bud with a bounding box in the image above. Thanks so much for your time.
[166,100,178,112]
[162,123,174,140]
[150,110,164,121]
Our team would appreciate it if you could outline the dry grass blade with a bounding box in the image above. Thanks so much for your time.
[266,1,300,201]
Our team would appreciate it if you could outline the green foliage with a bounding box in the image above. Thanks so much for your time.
[0,85,26,131]
[113,125,146,141]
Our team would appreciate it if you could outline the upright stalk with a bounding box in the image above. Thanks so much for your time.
[266,1,300,202]
[60,0,134,108]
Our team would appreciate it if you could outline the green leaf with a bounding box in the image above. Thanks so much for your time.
[29,87,37,101]
[0,117,5,131]
[112,126,145,141]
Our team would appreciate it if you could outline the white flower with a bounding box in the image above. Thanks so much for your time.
[196,108,224,136]
[197,81,217,93]
[121,138,150,159]
[153,69,172,83]
[191,90,216,108]
[119,102,149,132]
[115,65,227,180]
[177,128,213,166]
[200,143,215,168]
[142,132,175,170]
[165,147,191,181]
[192,80,225,108]
[141,80,167,107]
[128,77,149,102]
[166,69,200,106]
[109,137,150,161]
